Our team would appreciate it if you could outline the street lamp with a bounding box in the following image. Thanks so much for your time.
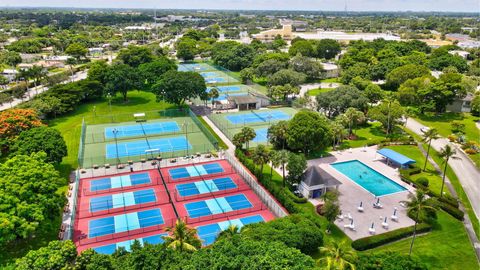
[112,128,121,167]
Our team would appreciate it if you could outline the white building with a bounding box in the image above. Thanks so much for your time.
[299,166,341,199]
[322,63,339,78]
[449,50,470,59]
[296,31,401,42]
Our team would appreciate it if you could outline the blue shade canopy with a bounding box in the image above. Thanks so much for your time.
[377,148,416,166]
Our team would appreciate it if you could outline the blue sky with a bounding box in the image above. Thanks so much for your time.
[1,0,478,12]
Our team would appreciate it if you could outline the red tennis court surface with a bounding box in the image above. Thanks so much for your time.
[73,159,281,253]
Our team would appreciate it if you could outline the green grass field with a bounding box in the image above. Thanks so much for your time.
[367,211,479,270]
[306,88,335,96]
[414,112,480,167]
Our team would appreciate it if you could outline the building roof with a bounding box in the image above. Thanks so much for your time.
[228,95,258,104]
[377,148,416,166]
[302,166,342,187]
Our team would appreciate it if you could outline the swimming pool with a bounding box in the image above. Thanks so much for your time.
[330,160,407,196]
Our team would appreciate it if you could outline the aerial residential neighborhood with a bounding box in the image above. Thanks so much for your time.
[0,1,479,269]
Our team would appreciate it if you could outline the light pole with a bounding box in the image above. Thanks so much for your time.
[184,121,189,156]
[107,93,113,122]
[112,128,121,167]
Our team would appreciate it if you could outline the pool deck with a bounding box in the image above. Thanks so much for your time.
[308,146,416,240]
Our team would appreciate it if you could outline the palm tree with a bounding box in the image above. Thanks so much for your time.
[421,128,439,171]
[232,132,245,150]
[321,191,340,234]
[271,149,290,187]
[317,241,357,270]
[439,145,460,198]
[401,190,436,256]
[267,120,288,149]
[29,65,47,94]
[383,93,396,136]
[331,120,347,150]
[252,144,270,174]
[216,224,239,241]
[209,87,220,108]
[162,218,202,252]
[241,126,256,150]
[343,107,365,137]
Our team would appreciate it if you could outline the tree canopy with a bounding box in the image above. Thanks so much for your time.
[316,86,369,118]
[286,110,332,154]
[10,126,67,164]
[152,70,206,106]
[0,152,64,245]
[0,109,44,152]
[117,45,155,67]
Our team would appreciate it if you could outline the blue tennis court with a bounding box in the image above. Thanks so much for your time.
[90,189,156,212]
[184,194,252,218]
[93,233,167,254]
[178,63,210,72]
[88,208,164,238]
[226,110,291,124]
[90,173,151,192]
[205,77,226,83]
[253,128,268,143]
[105,136,191,159]
[176,177,237,197]
[168,163,224,180]
[197,215,264,245]
[207,85,242,93]
[104,122,180,139]
[200,71,220,78]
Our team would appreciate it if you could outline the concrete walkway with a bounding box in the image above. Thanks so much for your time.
[0,70,87,111]
[201,115,235,154]
[405,118,480,221]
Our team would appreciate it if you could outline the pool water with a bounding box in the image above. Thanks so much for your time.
[331,160,407,196]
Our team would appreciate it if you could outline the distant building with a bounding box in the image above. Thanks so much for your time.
[124,26,152,31]
[252,25,293,41]
[449,50,469,59]
[322,63,339,78]
[446,93,474,113]
[458,40,480,49]
[1,69,18,82]
[296,30,401,42]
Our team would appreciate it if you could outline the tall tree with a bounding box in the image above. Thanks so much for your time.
[117,45,154,67]
[15,240,77,270]
[320,191,341,234]
[286,153,307,186]
[163,219,202,252]
[421,128,439,171]
[152,70,206,107]
[439,145,459,198]
[267,120,289,149]
[271,150,290,187]
[105,64,140,102]
[138,57,177,88]
[317,241,357,270]
[10,126,67,164]
[65,42,87,62]
[368,98,405,135]
[251,144,270,174]
[176,37,197,61]
[0,152,64,245]
[286,110,332,154]
[0,109,44,152]
[240,126,256,150]
[402,190,436,256]
[340,107,365,137]
[208,87,220,107]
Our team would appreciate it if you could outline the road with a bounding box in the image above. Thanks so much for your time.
[405,118,480,220]
[0,71,87,111]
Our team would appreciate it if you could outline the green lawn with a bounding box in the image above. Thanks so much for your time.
[367,211,479,270]
[306,88,335,96]
[197,116,229,150]
[384,145,449,196]
[414,112,480,167]
[0,91,178,267]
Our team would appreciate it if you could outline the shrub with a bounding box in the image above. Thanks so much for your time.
[352,223,432,251]
[447,134,457,142]
[465,148,477,155]
[416,177,429,188]
[437,201,464,220]
[438,194,459,208]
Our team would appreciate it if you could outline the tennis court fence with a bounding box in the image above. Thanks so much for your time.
[78,118,87,166]
[66,170,81,240]
[182,202,267,225]
[163,167,236,183]
[83,108,190,125]
[173,182,251,202]
[188,108,219,150]
[224,152,288,218]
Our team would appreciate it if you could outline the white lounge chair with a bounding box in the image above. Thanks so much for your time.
[382,221,389,229]
[369,227,376,234]
[391,215,399,222]
[337,214,344,221]
[347,213,353,220]
[357,206,364,212]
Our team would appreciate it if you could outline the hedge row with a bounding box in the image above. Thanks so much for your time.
[352,223,432,251]
[438,201,464,220]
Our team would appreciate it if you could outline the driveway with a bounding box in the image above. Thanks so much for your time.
[406,118,480,220]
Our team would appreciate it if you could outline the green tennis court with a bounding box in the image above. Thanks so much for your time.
[80,114,217,168]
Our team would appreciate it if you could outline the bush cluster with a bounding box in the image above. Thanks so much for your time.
[351,223,432,251]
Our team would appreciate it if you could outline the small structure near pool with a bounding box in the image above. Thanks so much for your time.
[376,148,416,169]
[299,166,342,199]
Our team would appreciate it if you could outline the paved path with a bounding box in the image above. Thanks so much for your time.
[0,70,87,111]
[405,118,480,220]
[201,115,235,154]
